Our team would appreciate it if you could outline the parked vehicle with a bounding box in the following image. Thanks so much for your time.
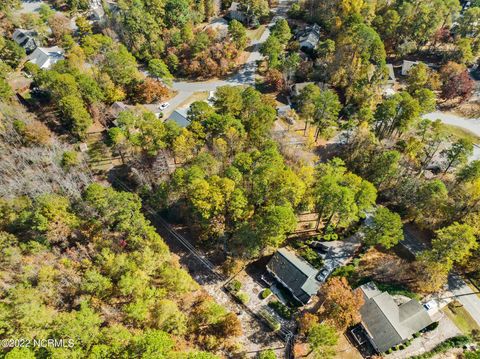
[159,102,170,110]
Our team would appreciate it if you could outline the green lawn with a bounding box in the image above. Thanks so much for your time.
[247,25,266,41]
[443,301,480,335]
[439,123,480,145]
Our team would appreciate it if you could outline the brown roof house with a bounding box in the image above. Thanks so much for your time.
[356,282,433,353]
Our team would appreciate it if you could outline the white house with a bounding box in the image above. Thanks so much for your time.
[401,60,420,76]
[27,46,64,69]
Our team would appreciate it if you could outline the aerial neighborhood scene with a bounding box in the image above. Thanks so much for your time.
[1,0,480,358]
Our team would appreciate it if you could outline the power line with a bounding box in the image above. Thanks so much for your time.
[109,175,296,357]
[110,176,223,279]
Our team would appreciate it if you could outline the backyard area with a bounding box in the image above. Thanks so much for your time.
[225,269,299,334]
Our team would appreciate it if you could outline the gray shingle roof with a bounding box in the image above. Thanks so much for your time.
[27,46,64,69]
[12,29,37,53]
[297,23,321,49]
[267,247,320,304]
[359,282,433,352]
[168,109,189,127]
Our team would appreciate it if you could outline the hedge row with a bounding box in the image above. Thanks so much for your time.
[410,335,471,359]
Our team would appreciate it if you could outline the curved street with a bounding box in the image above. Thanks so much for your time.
[423,111,480,160]
[165,0,290,116]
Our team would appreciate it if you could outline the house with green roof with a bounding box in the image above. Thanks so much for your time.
[266,247,321,305]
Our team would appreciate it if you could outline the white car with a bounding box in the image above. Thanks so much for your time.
[423,300,437,311]
[159,102,170,110]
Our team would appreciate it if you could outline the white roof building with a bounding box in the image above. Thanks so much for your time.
[27,46,64,69]
[401,60,420,76]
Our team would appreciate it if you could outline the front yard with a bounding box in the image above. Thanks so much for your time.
[443,301,480,335]
[247,25,267,41]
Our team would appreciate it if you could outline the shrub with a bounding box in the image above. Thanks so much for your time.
[332,264,355,279]
[62,151,79,169]
[260,288,272,299]
[299,247,323,268]
[410,335,471,359]
[235,291,250,304]
[322,233,338,241]
[386,349,392,354]
[231,280,242,292]
[413,332,420,338]
[268,300,292,319]
[258,349,277,359]
[424,321,439,332]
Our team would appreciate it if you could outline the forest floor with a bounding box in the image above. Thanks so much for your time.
[146,219,288,358]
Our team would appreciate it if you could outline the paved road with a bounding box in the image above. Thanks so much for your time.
[399,229,480,327]
[17,0,45,14]
[166,0,290,116]
[448,273,480,327]
[423,111,480,160]
[423,111,480,136]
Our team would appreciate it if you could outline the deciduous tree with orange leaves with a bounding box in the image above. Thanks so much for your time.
[318,277,364,331]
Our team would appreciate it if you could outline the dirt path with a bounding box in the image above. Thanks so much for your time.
[145,213,287,358]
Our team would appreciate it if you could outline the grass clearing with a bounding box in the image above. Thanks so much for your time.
[247,25,267,41]
[178,91,209,108]
[442,301,480,335]
[439,123,480,144]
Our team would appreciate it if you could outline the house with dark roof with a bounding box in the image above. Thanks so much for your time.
[109,101,129,118]
[12,29,38,54]
[296,23,321,51]
[227,2,247,24]
[168,108,189,127]
[355,282,433,353]
[266,247,321,305]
